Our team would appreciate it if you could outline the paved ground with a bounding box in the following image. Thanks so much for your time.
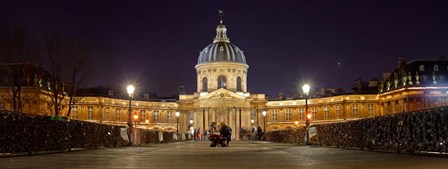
[1,141,448,169]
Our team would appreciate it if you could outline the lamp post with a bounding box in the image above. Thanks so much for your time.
[175,111,180,133]
[302,83,310,145]
[262,110,267,132]
[126,85,135,146]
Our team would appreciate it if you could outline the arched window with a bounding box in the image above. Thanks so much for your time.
[202,77,208,92]
[434,65,439,71]
[236,76,242,92]
[217,75,227,89]
[419,65,425,72]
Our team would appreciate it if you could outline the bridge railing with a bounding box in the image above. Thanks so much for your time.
[264,106,448,154]
[0,111,126,154]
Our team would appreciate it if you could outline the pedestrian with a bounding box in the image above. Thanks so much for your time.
[257,126,263,141]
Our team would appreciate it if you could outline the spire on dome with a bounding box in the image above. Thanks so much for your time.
[214,9,230,43]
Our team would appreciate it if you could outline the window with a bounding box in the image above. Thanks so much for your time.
[217,75,227,88]
[202,77,208,92]
[285,108,291,121]
[87,106,93,120]
[272,109,278,122]
[104,107,110,121]
[311,107,317,120]
[153,110,160,122]
[140,110,146,122]
[236,77,242,92]
[335,105,341,119]
[298,108,304,120]
[167,111,173,122]
[434,65,439,71]
[323,106,329,119]
[352,104,359,118]
[72,106,79,119]
[367,104,374,117]
[115,109,121,121]
[419,65,425,72]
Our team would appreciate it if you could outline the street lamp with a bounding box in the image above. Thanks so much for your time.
[302,83,310,145]
[175,111,180,132]
[294,121,299,127]
[126,85,135,146]
[262,110,267,132]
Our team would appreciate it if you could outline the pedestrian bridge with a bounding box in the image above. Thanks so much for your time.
[1,141,447,169]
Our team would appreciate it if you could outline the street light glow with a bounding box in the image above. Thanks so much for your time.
[133,114,139,120]
[189,119,193,124]
[307,113,312,120]
[127,85,135,95]
[262,111,266,116]
[251,119,254,124]
[302,84,310,95]
[175,111,180,117]
[295,121,299,125]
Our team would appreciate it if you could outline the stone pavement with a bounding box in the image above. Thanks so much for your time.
[1,141,447,169]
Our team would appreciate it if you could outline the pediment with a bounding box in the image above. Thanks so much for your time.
[200,88,246,100]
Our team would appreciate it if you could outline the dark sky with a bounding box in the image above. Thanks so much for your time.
[1,0,448,97]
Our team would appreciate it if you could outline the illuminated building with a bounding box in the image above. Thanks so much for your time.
[1,21,448,139]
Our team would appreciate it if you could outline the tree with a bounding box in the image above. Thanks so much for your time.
[65,37,90,118]
[45,33,66,116]
[0,27,39,112]
[45,34,91,116]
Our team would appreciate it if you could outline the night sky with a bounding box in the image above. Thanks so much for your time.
[1,0,448,97]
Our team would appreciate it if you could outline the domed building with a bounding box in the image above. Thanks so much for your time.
[178,19,267,140]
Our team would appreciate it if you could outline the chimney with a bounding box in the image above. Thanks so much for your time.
[398,56,406,68]
[279,92,285,100]
[108,90,114,96]
[178,83,185,94]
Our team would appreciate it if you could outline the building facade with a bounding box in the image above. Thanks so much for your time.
[2,21,448,140]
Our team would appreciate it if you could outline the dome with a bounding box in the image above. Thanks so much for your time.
[197,23,247,65]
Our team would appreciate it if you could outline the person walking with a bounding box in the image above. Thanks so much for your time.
[257,126,263,141]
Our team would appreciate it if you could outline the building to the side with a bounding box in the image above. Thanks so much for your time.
[1,20,448,140]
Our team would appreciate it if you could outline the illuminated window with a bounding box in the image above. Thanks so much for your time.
[167,111,173,122]
[72,106,79,119]
[323,106,329,119]
[202,77,208,92]
[367,104,374,117]
[153,110,160,122]
[236,76,242,92]
[272,109,278,122]
[285,108,291,121]
[335,105,341,119]
[298,108,304,120]
[87,106,93,120]
[104,107,110,120]
[419,65,425,71]
[217,75,227,88]
[352,104,359,118]
[115,109,121,121]
[311,107,317,120]
[140,110,146,122]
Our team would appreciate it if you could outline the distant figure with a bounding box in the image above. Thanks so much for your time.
[257,126,263,141]
[220,125,231,147]
[203,129,208,141]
